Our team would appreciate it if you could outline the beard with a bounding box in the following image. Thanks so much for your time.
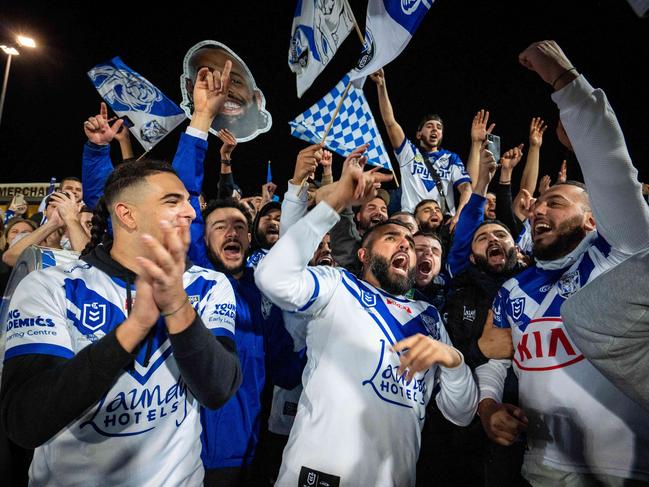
[368,252,416,296]
[473,246,519,274]
[257,230,278,250]
[208,249,247,277]
[533,217,588,261]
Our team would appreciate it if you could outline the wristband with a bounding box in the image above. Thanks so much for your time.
[161,296,189,317]
[221,159,232,166]
[551,67,577,89]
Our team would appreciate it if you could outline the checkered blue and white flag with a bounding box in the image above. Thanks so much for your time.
[289,74,392,170]
[88,57,187,151]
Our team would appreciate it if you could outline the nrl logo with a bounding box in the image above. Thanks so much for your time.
[82,302,107,331]
[361,290,377,308]
[511,298,525,320]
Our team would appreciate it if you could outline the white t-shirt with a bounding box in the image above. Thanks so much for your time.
[4,261,236,486]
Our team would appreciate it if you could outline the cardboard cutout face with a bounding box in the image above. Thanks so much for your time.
[180,40,272,142]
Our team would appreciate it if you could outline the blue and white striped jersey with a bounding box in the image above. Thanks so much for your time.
[256,202,477,487]
[4,260,236,486]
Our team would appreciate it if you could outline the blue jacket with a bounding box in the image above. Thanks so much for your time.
[82,132,306,468]
[171,133,305,468]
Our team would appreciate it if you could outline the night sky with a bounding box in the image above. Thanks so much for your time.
[1,0,647,200]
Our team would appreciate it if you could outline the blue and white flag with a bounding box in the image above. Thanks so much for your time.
[290,74,392,170]
[351,0,434,84]
[289,0,355,97]
[87,57,186,151]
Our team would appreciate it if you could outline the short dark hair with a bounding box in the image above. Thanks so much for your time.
[413,230,442,247]
[414,199,441,215]
[60,176,81,186]
[202,197,253,230]
[417,114,444,132]
[83,160,176,255]
[550,180,590,210]
[360,220,412,249]
[390,210,415,219]
[472,220,513,242]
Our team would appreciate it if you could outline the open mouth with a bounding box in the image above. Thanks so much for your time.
[316,254,334,266]
[533,221,552,240]
[391,252,410,276]
[417,259,433,277]
[222,241,242,259]
[486,244,506,264]
[370,216,384,226]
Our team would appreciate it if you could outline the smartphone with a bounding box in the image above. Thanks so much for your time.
[13,193,26,207]
[120,115,134,128]
[486,133,501,163]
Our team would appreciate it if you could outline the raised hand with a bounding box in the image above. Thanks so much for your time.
[557,160,567,183]
[48,191,80,226]
[513,189,534,220]
[519,41,577,89]
[471,109,496,143]
[538,175,551,195]
[370,68,385,87]
[500,144,525,172]
[474,140,498,197]
[528,117,547,148]
[293,144,323,183]
[262,182,277,203]
[83,102,124,146]
[217,128,237,160]
[391,333,462,382]
[193,63,232,119]
[320,149,333,169]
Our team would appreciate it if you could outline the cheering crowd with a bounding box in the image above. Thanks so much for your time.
[1,40,648,487]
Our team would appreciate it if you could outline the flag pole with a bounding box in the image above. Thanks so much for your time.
[297,80,354,197]
[343,0,366,46]
[136,151,150,162]
[345,0,399,189]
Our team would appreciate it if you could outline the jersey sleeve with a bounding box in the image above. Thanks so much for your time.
[199,273,237,340]
[256,202,342,316]
[450,154,471,188]
[394,138,417,169]
[4,271,73,361]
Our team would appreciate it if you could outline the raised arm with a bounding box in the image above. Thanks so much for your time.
[171,64,232,268]
[82,102,124,210]
[466,109,495,186]
[256,157,392,313]
[520,40,649,253]
[370,69,406,149]
[216,128,237,200]
[280,144,322,235]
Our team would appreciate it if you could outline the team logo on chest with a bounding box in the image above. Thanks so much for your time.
[82,302,107,331]
[361,290,377,308]
[557,270,581,298]
[511,298,526,320]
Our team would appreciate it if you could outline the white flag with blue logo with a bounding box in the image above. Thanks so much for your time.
[87,57,187,151]
[289,0,354,98]
[351,0,434,83]
[289,74,392,170]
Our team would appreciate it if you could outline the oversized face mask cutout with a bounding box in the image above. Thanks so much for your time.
[181,40,272,142]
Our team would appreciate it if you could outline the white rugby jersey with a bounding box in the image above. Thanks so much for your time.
[256,202,477,487]
[395,138,471,214]
[476,75,649,481]
[4,261,236,486]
